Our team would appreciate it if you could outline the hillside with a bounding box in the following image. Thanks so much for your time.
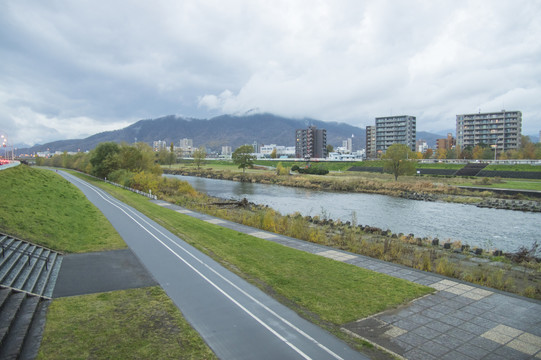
[17,113,443,155]
[17,114,367,154]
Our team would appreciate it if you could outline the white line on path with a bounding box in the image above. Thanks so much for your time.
[64,172,344,360]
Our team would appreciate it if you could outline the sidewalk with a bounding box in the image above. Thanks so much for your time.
[152,199,541,360]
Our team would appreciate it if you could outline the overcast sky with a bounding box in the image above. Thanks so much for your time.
[1,0,540,147]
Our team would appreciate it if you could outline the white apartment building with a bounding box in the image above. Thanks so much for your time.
[375,115,417,154]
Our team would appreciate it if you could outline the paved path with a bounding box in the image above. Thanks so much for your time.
[147,201,541,360]
[54,249,158,298]
[61,170,541,359]
[60,171,367,360]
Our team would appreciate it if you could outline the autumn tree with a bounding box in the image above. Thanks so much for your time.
[435,148,447,160]
[192,146,206,169]
[382,144,416,181]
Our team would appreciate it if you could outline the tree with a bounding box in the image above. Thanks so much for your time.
[519,136,536,159]
[168,142,176,167]
[193,146,206,169]
[326,144,334,154]
[90,142,120,178]
[232,145,255,175]
[270,148,277,159]
[382,144,416,181]
[446,148,457,159]
[423,148,433,159]
[459,146,473,159]
[435,148,447,160]
[118,142,161,175]
[276,162,289,175]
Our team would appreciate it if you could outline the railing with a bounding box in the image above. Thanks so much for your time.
[0,240,52,270]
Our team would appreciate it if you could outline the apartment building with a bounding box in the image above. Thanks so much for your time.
[375,115,416,154]
[365,125,376,159]
[436,133,456,151]
[456,110,522,152]
[295,125,327,159]
[153,140,168,151]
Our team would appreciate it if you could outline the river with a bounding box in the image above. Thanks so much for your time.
[168,175,540,253]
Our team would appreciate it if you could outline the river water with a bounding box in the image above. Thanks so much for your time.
[168,175,540,253]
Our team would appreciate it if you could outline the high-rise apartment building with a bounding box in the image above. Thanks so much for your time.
[295,126,327,159]
[456,110,522,152]
[365,126,376,159]
[375,115,416,153]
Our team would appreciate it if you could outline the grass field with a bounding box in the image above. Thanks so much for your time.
[0,166,126,253]
[485,164,541,172]
[458,179,541,191]
[38,286,216,359]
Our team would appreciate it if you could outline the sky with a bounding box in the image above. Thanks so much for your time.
[1,0,540,147]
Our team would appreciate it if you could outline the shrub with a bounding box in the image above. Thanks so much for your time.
[435,257,457,277]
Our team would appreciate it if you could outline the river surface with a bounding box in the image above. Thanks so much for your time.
[169,175,540,253]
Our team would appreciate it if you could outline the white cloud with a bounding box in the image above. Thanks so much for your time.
[1,0,540,146]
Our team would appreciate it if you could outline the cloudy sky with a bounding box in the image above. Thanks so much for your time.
[1,0,540,147]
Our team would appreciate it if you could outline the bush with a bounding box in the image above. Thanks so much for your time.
[297,166,329,175]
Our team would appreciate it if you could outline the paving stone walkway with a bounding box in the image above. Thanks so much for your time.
[154,200,541,360]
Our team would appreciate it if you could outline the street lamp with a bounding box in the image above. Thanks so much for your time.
[493,138,502,162]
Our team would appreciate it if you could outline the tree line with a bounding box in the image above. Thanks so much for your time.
[419,136,541,160]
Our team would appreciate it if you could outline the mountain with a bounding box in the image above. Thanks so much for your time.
[16,113,446,155]
[17,114,367,154]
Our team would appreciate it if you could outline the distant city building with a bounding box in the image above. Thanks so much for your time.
[295,125,327,159]
[221,146,232,155]
[365,125,376,159]
[341,138,353,153]
[416,139,428,153]
[179,138,193,149]
[436,133,456,151]
[153,140,168,151]
[260,144,277,156]
[456,110,522,152]
[252,141,260,154]
[375,115,417,154]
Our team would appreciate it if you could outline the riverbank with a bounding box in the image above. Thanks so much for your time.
[163,167,541,213]
[156,172,541,300]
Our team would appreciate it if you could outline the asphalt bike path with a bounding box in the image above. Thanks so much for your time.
[59,171,367,360]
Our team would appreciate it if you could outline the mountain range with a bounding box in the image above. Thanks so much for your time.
[16,113,445,155]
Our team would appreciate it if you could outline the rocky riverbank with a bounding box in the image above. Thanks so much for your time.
[164,168,541,213]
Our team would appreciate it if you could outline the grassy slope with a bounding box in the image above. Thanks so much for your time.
[458,179,541,191]
[0,166,215,359]
[79,173,432,324]
[0,166,125,253]
[38,287,216,359]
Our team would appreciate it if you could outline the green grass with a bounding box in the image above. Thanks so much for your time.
[415,163,465,170]
[459,179,541,191]
[0,165,126,253]
[77,172,433,324]
[38,286,216,360]
[485,164,541,172]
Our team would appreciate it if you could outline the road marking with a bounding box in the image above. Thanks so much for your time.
[63,172,345,360]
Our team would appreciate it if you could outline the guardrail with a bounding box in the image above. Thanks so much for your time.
[103,179,158,200]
